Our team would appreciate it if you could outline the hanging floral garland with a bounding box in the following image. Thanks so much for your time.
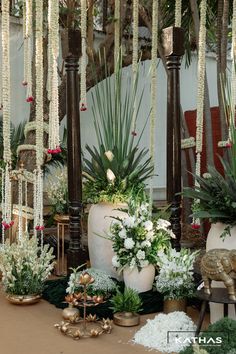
[192,0,207,228]
[230,0,236,132]
[48,0,61,154]
[114,0,120,70]
[23,0,33,102]
[132,0,139,79]
[1,0,13,237]
[149,0,158,210]
[34,0,45,242]
[80,0,87,111]
[175,0,182,27]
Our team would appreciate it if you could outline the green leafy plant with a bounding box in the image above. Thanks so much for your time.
[83,56,153,204]
[110,202,175,272]
[156,248,199,300]
[110,287,143,313]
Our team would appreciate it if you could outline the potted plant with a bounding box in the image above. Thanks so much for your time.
[155,248,199,313]
[0,233,55,304]
[183,127,236,322]
[110,287,143,326]
[84,58,154,278]
[109,202,175,292]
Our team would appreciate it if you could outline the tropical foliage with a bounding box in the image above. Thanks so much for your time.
[110,287,142,313]
[83,59,153,204]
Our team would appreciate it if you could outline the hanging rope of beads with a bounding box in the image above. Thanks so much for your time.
[192,0,207,228]
[149,0,158,210]
[48,0,61,153]
[80,0,87,111]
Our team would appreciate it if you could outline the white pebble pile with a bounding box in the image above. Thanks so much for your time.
[133,311,196,353]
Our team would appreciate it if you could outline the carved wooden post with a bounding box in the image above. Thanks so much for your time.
[62,29,87,270]
[162,27,184,249]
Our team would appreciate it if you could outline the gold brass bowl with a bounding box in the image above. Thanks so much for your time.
[113,312,140,327]
[6,294,41,305]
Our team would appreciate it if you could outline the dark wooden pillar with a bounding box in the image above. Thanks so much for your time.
[162,27,184,250]
[63,30,87,270]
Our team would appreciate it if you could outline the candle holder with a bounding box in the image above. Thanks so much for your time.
[55,271,112,339]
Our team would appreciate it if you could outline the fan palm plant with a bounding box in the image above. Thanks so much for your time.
[83,57,154,204]
[183,72,236,231]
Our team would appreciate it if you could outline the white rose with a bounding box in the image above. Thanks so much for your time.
[112,255,120,268]
[119,228,127,239]
[104,150,114,162]
[143,220,153,231]
[123,216,136,228]
[124,238,135,249]
[136,249,146,260]
[106,169,116,184]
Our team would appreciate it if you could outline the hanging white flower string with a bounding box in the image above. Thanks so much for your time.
[34,0,45,244]
[1,0,13,234]
[175,0,182,27]
[23,0,33,102]
[114,0,120,71]
[132,0,139,79]
[230,0,236,133]
[48,0,61,154]
[24,179,28,233]
[1,168,5,244]
[80,0,87,111]
[149,0,158,212]
[18,171,23,241]
[193,0,207,229]
[131,0,139,134]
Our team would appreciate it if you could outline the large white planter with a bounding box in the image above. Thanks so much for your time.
[123,264,155,293]
[88,202,127,280]
[206,222,236,323]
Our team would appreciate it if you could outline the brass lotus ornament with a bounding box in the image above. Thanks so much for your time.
[55,271,112,340]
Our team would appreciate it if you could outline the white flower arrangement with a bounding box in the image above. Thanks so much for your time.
[133,311,196,353]
[156,248,199,300]
[0,234,55,295]
[66,267,117,298]
[47,167,68,214]
[109,203,175,271]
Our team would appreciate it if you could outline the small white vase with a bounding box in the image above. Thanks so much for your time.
[123,264,155,293]
[88,202,127,280]
[206,222,236,323]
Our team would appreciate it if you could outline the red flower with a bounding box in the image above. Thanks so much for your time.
[80,103,87,111]
[47,149,52,154]
[22,81,28,86]
[226,142,232,148]
[131,131,137,136]
[26,96,34,103]
[191,223,200,230]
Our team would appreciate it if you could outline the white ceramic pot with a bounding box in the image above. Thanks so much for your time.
[206,222,236,323]
[88,202,127,279]
[123,264,155,293]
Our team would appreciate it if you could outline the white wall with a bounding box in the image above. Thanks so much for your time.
[1,19,223,198]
